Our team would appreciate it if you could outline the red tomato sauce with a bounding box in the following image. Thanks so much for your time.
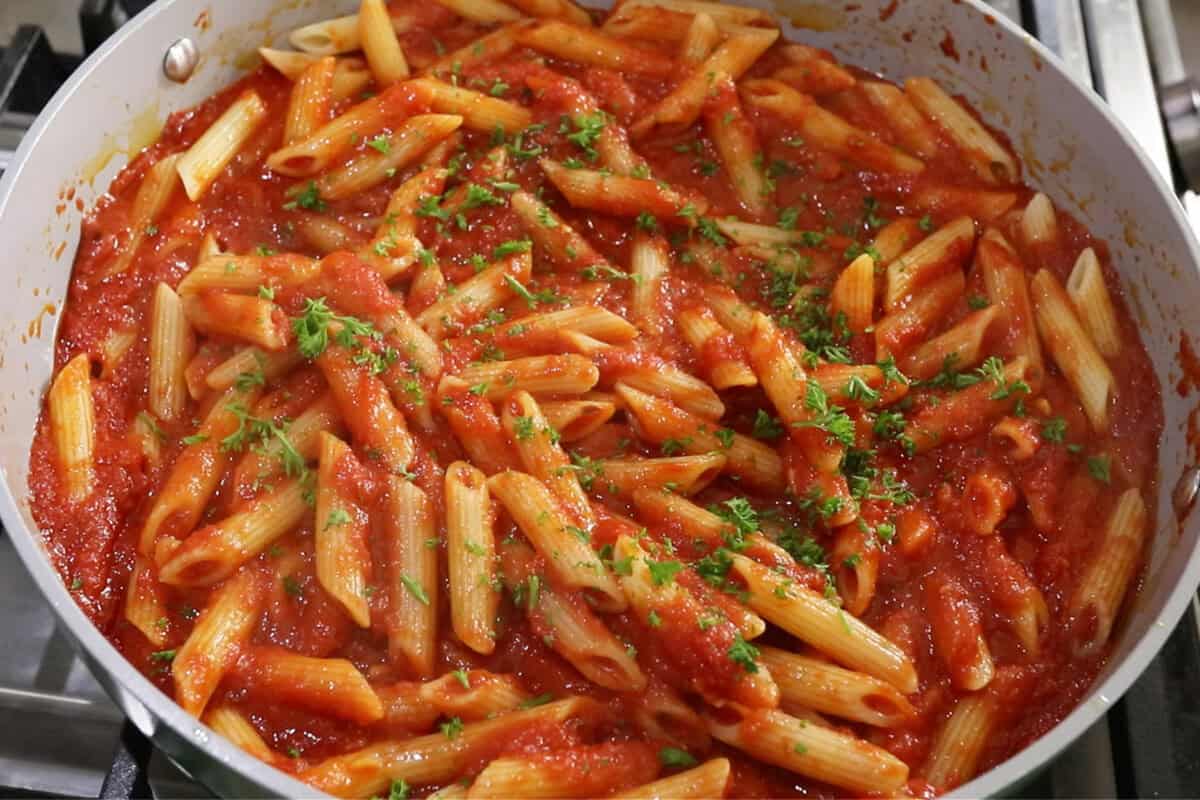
[28,3,1163,797]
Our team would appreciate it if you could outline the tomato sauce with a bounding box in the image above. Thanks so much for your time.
[27,2,1164,797]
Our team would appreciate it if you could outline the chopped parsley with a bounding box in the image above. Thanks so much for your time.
[752,409,785,441]
[659,747,698,768]
[400,574,430,605]
[1087,454,1112,484]
[283,181,326,212]
[728,634,760,673]
[793,381,855,447]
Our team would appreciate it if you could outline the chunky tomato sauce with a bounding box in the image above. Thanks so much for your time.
[29,1,1163,797]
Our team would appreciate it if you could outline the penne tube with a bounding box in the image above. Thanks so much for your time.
[359,0,409,86]
[204,706,276,763]
[809,363,908,407]
[908,356,1030,452]
[386,476,440,674]
[740,79,924,175]
[703,79,769,218]
[510,190,614,274]
[829,522,879,615]
[901,306,998,381]
[124,556,169,647]
[501,391,593,524]
[107,153,182,275]
[295,213,359,254]
[177,91,268,200]
[182,292,289,351]
[283,56,335,147]
[517,21,675,76]
[1069,488,1146,655]
[301,699,603,798]
[362,166,448,283]
[468,742,659,798]
[231,392,341,495]
[924,692,1000,791]
[505,0,591,23]
[1066,247,1122,358]
[501,539,646,691]
[237,645,384,724]
[978,229,1044,385]
[173,569,263,717]
[540,159,700,220]
[48,353,96,504]
[619,0,774,26]
[905,76,1018,184]
[631,28,778,137]
[178,252,319,296]
[139,387,260,553]
[828,253,874,334]
[703,285,755,338]
[614,758,730,800]
[911,183,1018,223]
[871,216,925,264]
[612,535,777,707]
[926,573,994,691]
[629,681,710,750]
[600,357,725,420]
[859,80,940,159]
[315,433,372,627]
[539,397,616,442]
[885,215,975,311]
[378,671,530,731]
[677,307,757,390]
[148,284,194,422]
[758,646,914,727]
[1031,269,1113,431]
[729,554,917,693]
[875,269,966,360]
[158,479,309,586]
[434,0,523,23]
[416,252,531,337]
[773,44,857,95]
[288,13,415,56]
[424,24,525,79]
[266,83,423,177]
[592,453,726,496]
[712,217,803,248]
[318,345,415,474]
[743,312,846,481]
[445,461,500,654]
[494,306,638,354]
[629,232,669,333]
[1021,191,1058,246]
[457,354,600,400]
[437,377,522,474]
[679,12,720,64]
[306,113,462,201]
[706,705,908,795]
[615,382,783,492]
[488,470,624,610]
[100,326,138,379]
[406,77,532,134]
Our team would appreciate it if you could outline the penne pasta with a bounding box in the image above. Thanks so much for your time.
[177,91,268,200]
[359,0,409,85]
[315,433,372,627]
[445,461,500,654]
[1066,247,1122,357]
[386,476,440,674]
[488,470,625,611]
[1031,269,1114,431]
[905,76,1018,184]
[456,354,600,400]
[48,353,96,504]
[1069,488,1146,655]
[741,79,924,175]
[173,569,263,717]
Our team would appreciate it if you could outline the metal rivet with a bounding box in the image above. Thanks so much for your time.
[163,38,199,83]
[1172,465,1200,518]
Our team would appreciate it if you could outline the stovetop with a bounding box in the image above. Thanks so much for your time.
[0,1,1198,798]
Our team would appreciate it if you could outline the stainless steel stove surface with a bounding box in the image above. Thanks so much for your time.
[0,1,1199,798]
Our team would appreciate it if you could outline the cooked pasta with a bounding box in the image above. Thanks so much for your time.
[30,3,1164,798]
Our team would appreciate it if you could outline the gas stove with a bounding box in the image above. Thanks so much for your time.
[0,1,1197,797]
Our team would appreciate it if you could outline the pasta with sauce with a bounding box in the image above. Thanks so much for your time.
[29,0,1163,797]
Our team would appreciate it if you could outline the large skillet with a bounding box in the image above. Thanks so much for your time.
[1,0,1199,796]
